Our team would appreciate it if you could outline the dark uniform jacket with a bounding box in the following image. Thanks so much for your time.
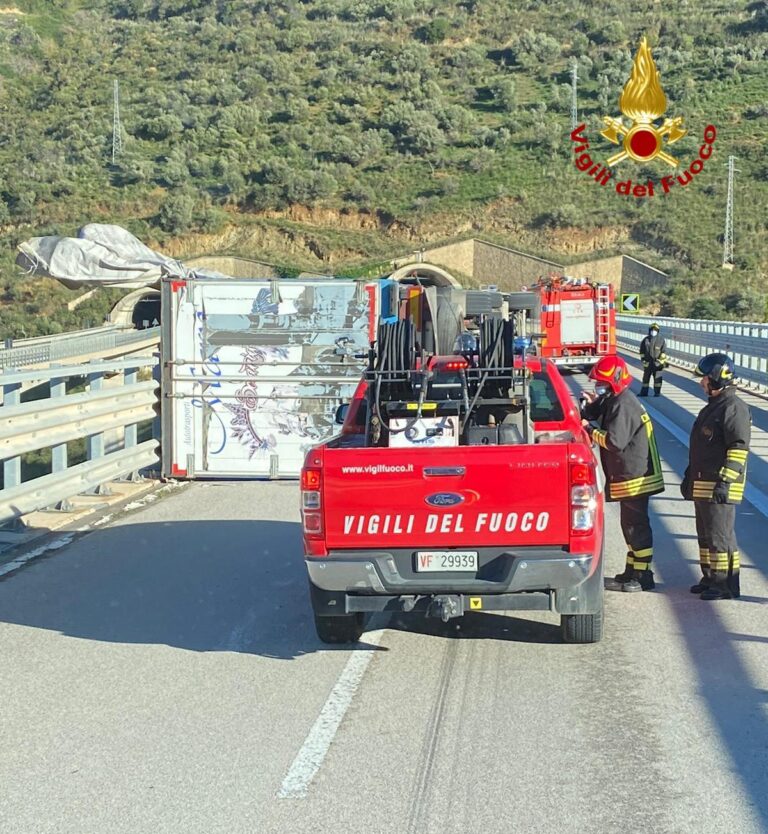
[583,388,665,502]
[640,335,667,369]
[683,386,751,504]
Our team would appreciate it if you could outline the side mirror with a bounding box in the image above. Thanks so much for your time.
[334,403,349,425]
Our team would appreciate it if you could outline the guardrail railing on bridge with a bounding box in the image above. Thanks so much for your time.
[0,325,161,370]
[617,314,768,394]
[0,357,160,526]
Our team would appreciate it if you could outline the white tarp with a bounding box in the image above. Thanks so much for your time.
[16,224,226,289]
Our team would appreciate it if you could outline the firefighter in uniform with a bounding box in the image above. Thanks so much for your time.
[639,323,667,397]
[681,353,750,600]
[581,355,665,591]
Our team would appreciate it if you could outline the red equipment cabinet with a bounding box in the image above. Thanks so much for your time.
[529,275,616,367]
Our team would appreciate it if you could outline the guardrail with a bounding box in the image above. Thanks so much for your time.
[617,315,768,393]
[0,357,160,525]
[0,325,160,370]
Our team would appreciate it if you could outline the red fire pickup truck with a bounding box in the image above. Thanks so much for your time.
[300,349,604,645]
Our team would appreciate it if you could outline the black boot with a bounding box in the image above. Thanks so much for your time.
[690,573,711,594]
[638,388,648,397]
[606,569,655,592]
[727,571,741,599]
[621,569,655,593]
[612,553,634,583]
[700,574,732,600]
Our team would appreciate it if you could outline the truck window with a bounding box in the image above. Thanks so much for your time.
[529,372,565,422]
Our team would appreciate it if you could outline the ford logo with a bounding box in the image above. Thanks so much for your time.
[425,492,465,507]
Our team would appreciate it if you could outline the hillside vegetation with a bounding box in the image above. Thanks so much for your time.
[0,0,766,335]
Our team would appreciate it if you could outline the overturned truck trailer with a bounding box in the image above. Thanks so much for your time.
[161,276,377,479]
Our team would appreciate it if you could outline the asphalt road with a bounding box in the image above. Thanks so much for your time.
[1,360,767,834]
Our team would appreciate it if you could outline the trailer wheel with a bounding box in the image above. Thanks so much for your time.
[314,613,365,644]
[435,298,464,355]
[561,607,604,644]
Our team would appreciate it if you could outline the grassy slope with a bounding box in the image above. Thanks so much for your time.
[0,0,765,335]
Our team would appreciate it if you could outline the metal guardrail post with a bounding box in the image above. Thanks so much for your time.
[85,368,111,495]
[2,378,22,490]
[124,368,138,449]
[50,372,68,473]
[48,370,74,512]
[118,367,143,483]
[86,369,105,461]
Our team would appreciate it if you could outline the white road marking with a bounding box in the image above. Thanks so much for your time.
[643,400,768,519]
[277,626,385,799]
[0,534,75,579]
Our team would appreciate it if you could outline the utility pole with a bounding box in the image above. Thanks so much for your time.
[112,79,123,164]
[722,155,738,269]
[570,60,578,131]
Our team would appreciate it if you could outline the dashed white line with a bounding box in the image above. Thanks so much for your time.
[277,626,385,799]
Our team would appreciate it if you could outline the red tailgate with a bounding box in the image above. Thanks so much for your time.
[322,445,571,549]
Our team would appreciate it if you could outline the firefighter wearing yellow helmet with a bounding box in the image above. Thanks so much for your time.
[581,355,665,592]
[639,322,668,397]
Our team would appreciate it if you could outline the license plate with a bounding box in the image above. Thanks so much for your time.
[415,551,478,572]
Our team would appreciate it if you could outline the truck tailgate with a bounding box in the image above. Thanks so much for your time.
[322,445,571,549]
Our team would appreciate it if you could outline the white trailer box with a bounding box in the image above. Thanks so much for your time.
[161,276,374,478]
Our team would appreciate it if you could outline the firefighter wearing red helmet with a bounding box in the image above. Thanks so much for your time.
[581,355,665,591]
[680,353,751,600]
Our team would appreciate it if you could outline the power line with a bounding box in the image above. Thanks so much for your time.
[570,60,578,130]
[722,155,739,269]
[112,79,123,164]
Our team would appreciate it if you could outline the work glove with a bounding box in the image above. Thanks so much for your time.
[712,481,730,504]
[679,475,690,499]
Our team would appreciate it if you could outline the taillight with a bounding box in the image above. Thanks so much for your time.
[428,356,469,372]
[302,469,321,490]
[570,459,597,535]
[301,467,323,537]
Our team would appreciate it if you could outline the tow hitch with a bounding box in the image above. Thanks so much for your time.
[428,595,463,622]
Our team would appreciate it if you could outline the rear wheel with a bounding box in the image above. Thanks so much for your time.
[435,298,464,355]
[561,607,604,644]
[314,612,365,644]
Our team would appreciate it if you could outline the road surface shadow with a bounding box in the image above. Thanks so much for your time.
[385,610,563,643]
[657,514,768,831]
[0,520,354,661]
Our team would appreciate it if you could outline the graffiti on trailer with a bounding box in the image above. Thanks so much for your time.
[224,284,369,460]
[225,344,281,460]
[189,310,228,454]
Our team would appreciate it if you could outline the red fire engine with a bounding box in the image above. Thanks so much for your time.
[527,275,616,368]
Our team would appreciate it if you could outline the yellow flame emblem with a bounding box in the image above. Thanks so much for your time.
[600,37,687,168]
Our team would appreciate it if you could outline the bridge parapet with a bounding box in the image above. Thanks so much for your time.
[0,357,160,531]
[617,314,768,393]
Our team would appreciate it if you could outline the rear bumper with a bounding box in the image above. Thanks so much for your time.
[305,545,603,615]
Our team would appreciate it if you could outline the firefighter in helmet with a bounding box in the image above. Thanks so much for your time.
[581,355,665,591]
[639,322,667,397]
[681,353,750,600]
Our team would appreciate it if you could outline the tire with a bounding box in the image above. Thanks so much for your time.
[314,612,365,644]
[561,607,604,644]
[435,298,464,355]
